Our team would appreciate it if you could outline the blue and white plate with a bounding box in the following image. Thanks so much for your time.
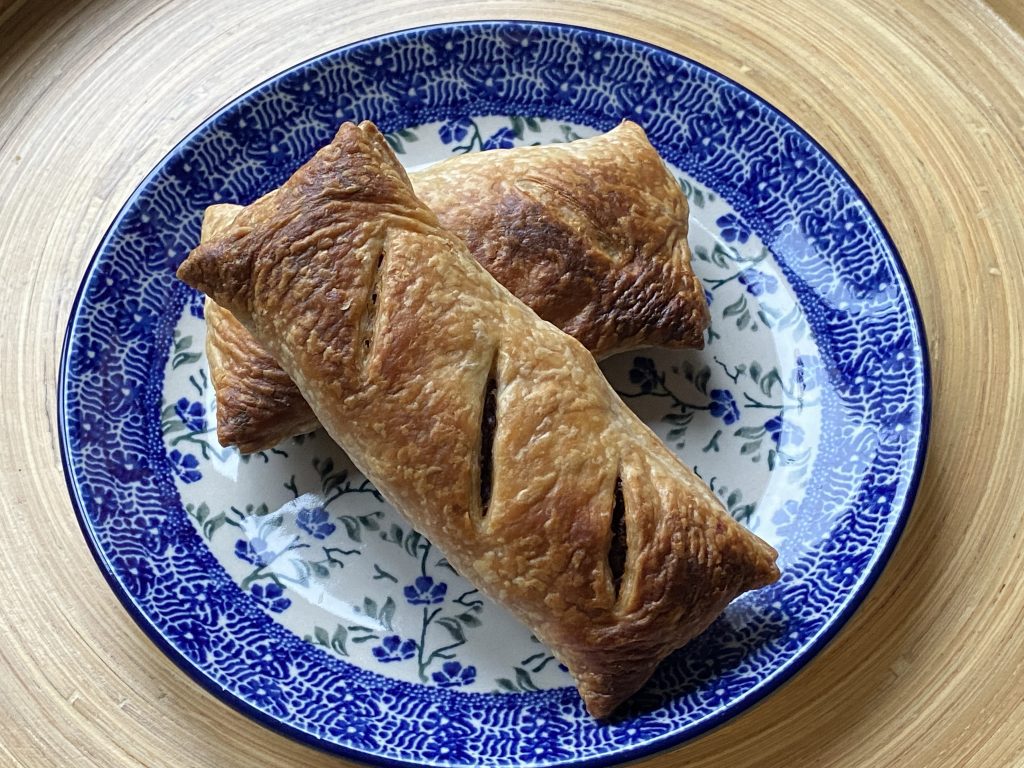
[59,21,929,768]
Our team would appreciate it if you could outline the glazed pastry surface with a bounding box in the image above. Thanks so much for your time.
[203,122,709,452]
[178,122,778,717]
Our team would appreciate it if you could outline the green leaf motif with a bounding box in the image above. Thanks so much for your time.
[760,369,782,398]
[510,115,526,139]
[514,666,541,692]
[404,530,423,558]
[330,625,348,655]
[380,597,396,631]
[362,597,377,620]
[314,626,329,646]
[437,617,466,644]
[340,516,361,542]
[172,351,202,369]
[723,294,747,318]
[360,511,382,531]
[693,366,711,395]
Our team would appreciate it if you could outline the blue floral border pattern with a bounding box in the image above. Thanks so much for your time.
[59,21,928,768]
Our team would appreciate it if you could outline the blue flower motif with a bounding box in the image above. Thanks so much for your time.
[419,739,476,763]
[384,71,430,107]
[882,337,917,374]
[82,483,120,525]
[168,449,201,484]
[166,618,212,662]
[251,582,291,613]
[403,575,447,605]
[438,117,473,145]
[99,372,142,415]
[117,299,157,341]
[188,289,205,319]
[296,506,335,540]
[499,25,544,57]
[113,555,155,598]
[237,676,287,716]
[482,127,517,150]
[244,642,292,679]
[68,406,111,447]
[464,64,506,98]
[540,63,584,103]
[107,449,151,484]
[764,414,804,448]
[431,660,477,688]
[780,131,818,184]
[174,397,206,432]
[716,89,761,132]
[326,717,379,750]
[71,334,106,376]
[423,26,468,61]
[741,157,784,204]
[578,38,618,78]
[880,408,916,446]
[716,213,752,244]
[234,537,276,567]
[87,262,131,304]
[371,635,417,662]
[709,389,740,425]
[179,583,229,625]
[614,82,659,121]
[137,514,174,556]
[737,268,778,296]
[649,54,692,98]
[831,204,869,243]
[687,115,726,161]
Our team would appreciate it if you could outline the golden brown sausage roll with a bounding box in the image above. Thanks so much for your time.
[178,121,779,718]
[203,121,709,453]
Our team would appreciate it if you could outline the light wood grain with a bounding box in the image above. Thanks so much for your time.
[2,1,1023,766]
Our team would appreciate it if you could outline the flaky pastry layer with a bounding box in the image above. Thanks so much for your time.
[204,122,709,452]
[179,122,778,718]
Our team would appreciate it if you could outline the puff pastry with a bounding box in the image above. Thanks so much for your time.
[203,121,710,452]
[178,122,779,718]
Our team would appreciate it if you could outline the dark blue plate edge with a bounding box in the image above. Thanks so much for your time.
[55,18,932,768]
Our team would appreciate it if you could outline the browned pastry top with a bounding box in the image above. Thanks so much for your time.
[201,122,709,453]
[418,122,708,356]
[178,122,778,718]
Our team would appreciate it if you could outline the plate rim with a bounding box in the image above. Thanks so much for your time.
[57,18,931,767]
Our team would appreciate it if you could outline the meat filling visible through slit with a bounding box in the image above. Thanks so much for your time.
[608,476,628,599]
[479,378,497,515]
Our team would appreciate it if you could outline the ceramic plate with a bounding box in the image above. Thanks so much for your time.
[59,21,929,767]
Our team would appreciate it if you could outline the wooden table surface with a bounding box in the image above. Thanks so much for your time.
[3,1,1023,766]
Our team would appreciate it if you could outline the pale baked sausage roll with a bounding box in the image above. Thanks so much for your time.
[203,121,709,453]
[178,121,779,718]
